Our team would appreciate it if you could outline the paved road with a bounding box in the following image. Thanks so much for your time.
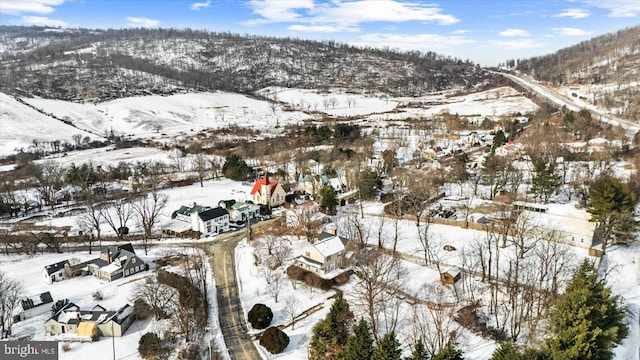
[204,223,269,360]
[494,71,640,139]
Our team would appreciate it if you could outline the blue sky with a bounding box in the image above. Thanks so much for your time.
[1,0,639,65]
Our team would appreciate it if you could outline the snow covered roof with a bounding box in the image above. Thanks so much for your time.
[101,262,121,274]
[20,291,53,310]
[163,219,192,233]
[44,260,68,275]
[312,235,348,257]
[444,266,461,278]
[296,255,323,269]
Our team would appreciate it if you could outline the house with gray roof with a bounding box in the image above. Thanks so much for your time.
[43,260,68,284]
[295,231,350,274]
[17,291,54,320]
[44,302,135,338]
[192,207,229,236]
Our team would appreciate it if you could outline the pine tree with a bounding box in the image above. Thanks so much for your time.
[309,293,353,360]
[371,331,402,360]
[546,259,628,360]
[432,341,464,360]
[588,175,637,250]
[530,156,560,202]
[339,318,374,360]
[407,338,430,360]
[490,342,521,360]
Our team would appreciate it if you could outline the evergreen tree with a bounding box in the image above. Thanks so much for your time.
[339,318,374,360]
[530,156,561,203]
[407,338,430,360]
[432,341,464,360]
[546,259,628,360]
[309,293,353,360]
[371,331,402,360]
[319,185,338,215]
[221,153,251,181]
[491,130,507,153]
[588,175,637,250]
[490,342,521,360]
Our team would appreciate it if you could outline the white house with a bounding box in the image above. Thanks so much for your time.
[295,232,349,274]
[43,260,68,284]
[192,207,229,236]
[228,201,260,223]
[519,203,596,249]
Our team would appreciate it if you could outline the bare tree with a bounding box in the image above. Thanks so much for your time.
[192,153,209,187]
[263,267,284,303]
[101,197,134,238]
[415,284,460,355]
[132,190,168,255]
[33,161,64,212]
[130,277,178,320]
[0,271,24,338]
[76,193,104,254]
[351,248,406,339]
[282,296,301,329]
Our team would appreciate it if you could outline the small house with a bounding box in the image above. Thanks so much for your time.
[228,201,260,224]
[295,231,349,274]
[43,260,68,284]
[17,291,54,320]
[95,243,146,282]
[440,266,461,285]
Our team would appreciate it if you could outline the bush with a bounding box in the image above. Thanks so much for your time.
[92,291,103,300]
[138,332,161,359]
[260,327,290,354]
[304,273,333,290]
[248,304,273,330]
[133,298,152,320]
[286,265,308,281]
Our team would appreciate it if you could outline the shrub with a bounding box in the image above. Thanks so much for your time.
[260,327,290,354]
[133,298,152,320]
[178,343,201,360]
[286,265,308,281]
[138,332,161,359]
[304,273,333,290]
[248,304,273,330]
[61,342,71,352]
[92,291,103,300]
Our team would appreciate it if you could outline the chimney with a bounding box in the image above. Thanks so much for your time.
[107,249,111,263]
[264,172,269,185]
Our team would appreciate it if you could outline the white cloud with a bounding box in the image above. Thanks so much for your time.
[245,0,459,28]
[553,8,590,18]
[20,15,67,27]
[126,17,161,28]
[452,29,470,34]
[355,33,475,51]
[0,0,65,15]
[552,27,591,36]
[190,0,211,11]
[584,0,640,17]
[288,24,359,33]
[245,0,314,24]
[499,28,530,37]
[483,39,544,50]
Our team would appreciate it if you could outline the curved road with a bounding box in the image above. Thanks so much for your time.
[494,71,640,139]
[205,226,263,360]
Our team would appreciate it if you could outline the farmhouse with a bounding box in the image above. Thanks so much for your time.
[44,302,134,338]
[251,174,286,207]
[16,291,54,320]
[295,232,350,274]
[192,207,230,236]
[43,260,68,284]
[440,266,462,285]
[94,243,146,282]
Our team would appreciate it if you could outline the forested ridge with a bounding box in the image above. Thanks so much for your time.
[0,26,484,102]
[509,25,640,120]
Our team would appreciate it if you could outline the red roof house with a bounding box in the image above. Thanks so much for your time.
[250,174,286,207]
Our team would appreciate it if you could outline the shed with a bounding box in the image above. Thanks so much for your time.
[440,266,461,285]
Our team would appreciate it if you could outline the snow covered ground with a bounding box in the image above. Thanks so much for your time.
[0,247,226,360]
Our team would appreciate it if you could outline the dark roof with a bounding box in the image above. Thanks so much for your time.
[198,207,229,222]
[87,258,108,268]
[176,204,210,216]
[105,243,135,260]
[44,260,68,275]
[20,291,53,310]
[219,199,236,209]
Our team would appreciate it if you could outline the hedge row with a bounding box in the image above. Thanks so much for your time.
[286,265,351,290]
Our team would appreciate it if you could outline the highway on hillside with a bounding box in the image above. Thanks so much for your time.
[493,71,640,139]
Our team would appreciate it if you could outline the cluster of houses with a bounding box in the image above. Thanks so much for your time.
[43,243,147,284]
[14,290,135,339]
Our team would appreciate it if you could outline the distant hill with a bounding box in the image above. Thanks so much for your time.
[511,26,640,121]
[0,26,484,102]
